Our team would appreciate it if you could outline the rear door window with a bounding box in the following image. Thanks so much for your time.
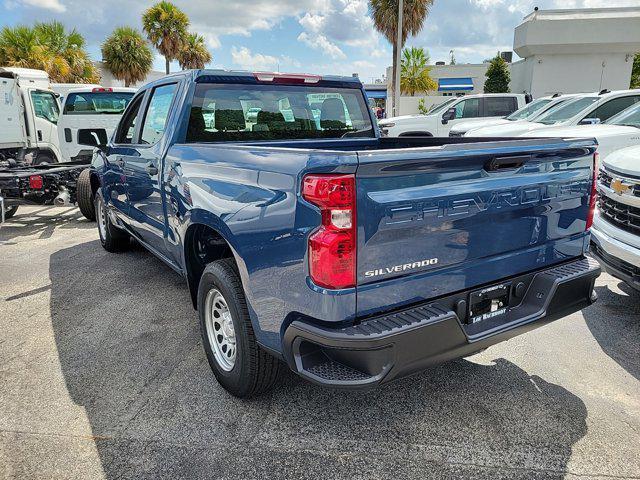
[484,97,517,117]
[185,83,374,142]
[587,95,640,122]
[140,83,178,145]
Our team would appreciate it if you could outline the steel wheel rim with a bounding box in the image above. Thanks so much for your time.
[204,288,236,371]
[97,197,107,239]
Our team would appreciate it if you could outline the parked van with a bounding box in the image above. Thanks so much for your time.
[0,67,62,165]
[57,86,136,162]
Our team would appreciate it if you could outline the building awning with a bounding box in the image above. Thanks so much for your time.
[365,90,387,99]
[438,78,474,91]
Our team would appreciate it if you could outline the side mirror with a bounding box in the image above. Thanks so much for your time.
[579,118,601,125]
[77,130,108,150]
[442,108,456,124]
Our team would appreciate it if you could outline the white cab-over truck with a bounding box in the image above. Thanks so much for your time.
[379,93,527,137]
[0,67,62,165]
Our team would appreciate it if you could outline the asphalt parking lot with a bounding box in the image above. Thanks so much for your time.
[0,205,639,480]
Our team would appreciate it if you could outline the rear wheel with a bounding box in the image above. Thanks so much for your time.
[77,169,96,221]
[2,205,18,220]
[198,258,281,397]
[95,188,129,252]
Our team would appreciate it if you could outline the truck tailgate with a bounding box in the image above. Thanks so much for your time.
[355,139,596,317]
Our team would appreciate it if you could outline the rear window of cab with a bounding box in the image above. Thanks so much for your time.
[185,83,375,142]
[63,92,134,115]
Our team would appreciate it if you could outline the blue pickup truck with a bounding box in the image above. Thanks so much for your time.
[86,70,600,397]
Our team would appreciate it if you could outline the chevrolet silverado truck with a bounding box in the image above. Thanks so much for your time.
[85,70,600,398]
[591,144,640,290]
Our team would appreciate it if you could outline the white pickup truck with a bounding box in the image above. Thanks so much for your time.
[467,89,640,138]
[520,101,640,160]
[57,86,136,162]
[0,67,62,165]
[448,94,578,137]
[590,144,640,290]
[379,93,527,137]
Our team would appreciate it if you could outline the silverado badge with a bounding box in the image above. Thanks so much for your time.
[611,178,632,196]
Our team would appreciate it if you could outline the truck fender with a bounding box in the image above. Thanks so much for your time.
[181,209,250,310]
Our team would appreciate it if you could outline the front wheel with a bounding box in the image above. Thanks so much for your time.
[198,258,281,397]
[95,188,129,252]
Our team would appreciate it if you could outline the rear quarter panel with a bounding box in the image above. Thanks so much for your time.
[163,143,358,351]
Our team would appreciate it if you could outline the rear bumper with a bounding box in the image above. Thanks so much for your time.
[282,257,600,388]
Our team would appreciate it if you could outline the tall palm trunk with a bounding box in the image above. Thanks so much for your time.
[165,56,170,74]
[391,41,397,114]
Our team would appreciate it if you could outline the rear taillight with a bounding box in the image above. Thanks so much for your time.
[586,152,598,231]
[92,87,113,92]
[29,175,43,190]
[253,72,321,84]
[302,174,356,289]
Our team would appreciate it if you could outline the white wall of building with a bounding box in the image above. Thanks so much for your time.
[513,7,640,97]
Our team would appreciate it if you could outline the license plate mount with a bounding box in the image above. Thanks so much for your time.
[468,282,511,324]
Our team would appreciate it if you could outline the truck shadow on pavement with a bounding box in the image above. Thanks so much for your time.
[48,240,588,479]
[0,207,94,242]
[583,283,640,381]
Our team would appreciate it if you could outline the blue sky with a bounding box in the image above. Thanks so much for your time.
[3,0,640,83]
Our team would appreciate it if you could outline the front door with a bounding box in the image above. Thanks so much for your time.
[28,89,60,162]
[125,82,178,256]
[104,93,146,222]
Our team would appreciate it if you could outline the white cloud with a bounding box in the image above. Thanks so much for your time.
[297,32,346,59]
[20,0,66,12]
[230,46,301,72]
[231,46,278,71]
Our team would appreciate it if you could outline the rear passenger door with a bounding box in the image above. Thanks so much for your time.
[482,96,518,118]
[125,82,178,255]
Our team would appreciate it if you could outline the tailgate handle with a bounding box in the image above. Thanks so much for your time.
[485,155,530,172]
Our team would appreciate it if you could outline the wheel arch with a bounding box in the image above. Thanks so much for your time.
[183,221,240,309]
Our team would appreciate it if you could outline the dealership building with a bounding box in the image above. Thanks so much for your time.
[378,6,640,114]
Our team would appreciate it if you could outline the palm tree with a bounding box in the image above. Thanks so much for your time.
[369,0,434,111]
[102,27,153,87]
[0,22,99,83]
[177,33,212,70]
[400,46,437,95]
[142,1,190,74]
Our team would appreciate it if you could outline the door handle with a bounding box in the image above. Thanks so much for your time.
[146,162,159,176]
[115,157,125,168]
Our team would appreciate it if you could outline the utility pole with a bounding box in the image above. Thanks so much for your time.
[393,0,403,117]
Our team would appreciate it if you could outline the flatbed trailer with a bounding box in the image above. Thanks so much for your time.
[0,160,95,223]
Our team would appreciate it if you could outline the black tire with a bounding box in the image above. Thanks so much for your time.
[95,188,129,252]
[77,169,96,221]
[3,205,18,220]
[33,152,56,165]
[198,258,281,398]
